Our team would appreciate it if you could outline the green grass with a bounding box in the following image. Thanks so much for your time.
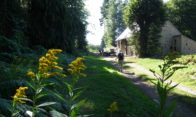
[78,55,158,117]
[125,56,196,90]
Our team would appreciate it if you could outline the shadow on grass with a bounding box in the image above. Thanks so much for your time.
[78,56,159,117]
[123,65,132,69]
[79,56,196,117]
[138,74,156,83]
[124,61,135,64]
[173,91,196,112]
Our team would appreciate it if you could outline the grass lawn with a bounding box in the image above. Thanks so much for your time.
[125,56,196,90]
[78,55,158,117]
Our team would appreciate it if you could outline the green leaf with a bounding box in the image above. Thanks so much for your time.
[164,101,176,117]
[12,111,20,117]
[70,99,86,117]
[25,110,33,117]
[149,69,155,73]
[26,81,36,90]
[168,83,179,92]
[73,87,85,91]
[16,98,33,103]
[50,110,68,117]
[72,90,83,101]
[49,90,66,102]
[36,107,47,113]
[37,87,44,94]
[35,93,48,100]
[64,82,73,97]
[41,83,55,87]
[164,72,175,81]
[36,102,57,108]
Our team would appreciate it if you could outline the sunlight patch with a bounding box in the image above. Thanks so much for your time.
[103,67,117,73]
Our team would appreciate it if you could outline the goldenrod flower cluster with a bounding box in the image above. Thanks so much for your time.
[27,49,66,79]
[68,57,87,77]
[27,71,36,77]
[39,49,62,72]
[13,87,28,104]
[107,102,119,113]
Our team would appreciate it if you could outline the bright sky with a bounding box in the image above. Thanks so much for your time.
[85,0,104,45]
[85,0,170,45]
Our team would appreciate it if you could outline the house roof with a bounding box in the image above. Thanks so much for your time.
[116,27,133,41]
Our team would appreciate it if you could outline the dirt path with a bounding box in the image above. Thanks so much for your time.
[103,57,196,117]
[126,63,196,95]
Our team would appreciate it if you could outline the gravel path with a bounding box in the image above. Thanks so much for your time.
[103,57,196,117]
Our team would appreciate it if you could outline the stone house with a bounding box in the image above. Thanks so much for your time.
[116,27,133,55]
[116,21,196,56]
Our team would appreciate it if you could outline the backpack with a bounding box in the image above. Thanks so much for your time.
[118,53,124,60]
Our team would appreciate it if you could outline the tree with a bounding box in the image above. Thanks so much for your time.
[100,38,106,49]
[28,0,87,53]
[116,1,126,36]
[124,0,165,57]
[0,0,88,54]
[0,0,27,54]
[101,0,117,47]
[0,0,24,38]
[166,0,196,40]
[100,0,126,48]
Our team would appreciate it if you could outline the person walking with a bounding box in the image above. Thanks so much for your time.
[117,50,124,72]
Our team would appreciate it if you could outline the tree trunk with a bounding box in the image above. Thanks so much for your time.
[139,25,149,57]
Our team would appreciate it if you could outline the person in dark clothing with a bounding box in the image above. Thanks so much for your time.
[117,50,124,72]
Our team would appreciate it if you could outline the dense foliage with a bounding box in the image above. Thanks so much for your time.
[0,1,88,115]
[0,0,88,55]
[123,0,165,57]
[166,0,196,40]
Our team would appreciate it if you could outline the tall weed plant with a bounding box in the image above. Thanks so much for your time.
[150,52,186,117]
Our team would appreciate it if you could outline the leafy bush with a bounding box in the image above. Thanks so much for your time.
[177,55,196,65]
[0,49,87,117]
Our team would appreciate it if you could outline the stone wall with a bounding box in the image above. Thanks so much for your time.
[180,35,196,54]
[160,21,181,55]
[121,39,127,55]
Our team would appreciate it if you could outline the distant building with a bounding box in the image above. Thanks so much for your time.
[116,21,196,56]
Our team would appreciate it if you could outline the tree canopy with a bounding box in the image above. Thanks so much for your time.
[124,0,165,57]
[0,0,88,55]
[100,0,126,48]
[166,0,196,40]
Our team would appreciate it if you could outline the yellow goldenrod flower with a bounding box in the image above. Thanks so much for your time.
[27,71,36,77]
[53,66,63,71]
[49,72,67,78]
[51,62,58,65]
[36,49,66,79]
[48,49,62,55]
[68,57,87,77]
[41,73,51,79]
[107,102,119,113]
[13,87,28,104]
[27,49,66,80]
